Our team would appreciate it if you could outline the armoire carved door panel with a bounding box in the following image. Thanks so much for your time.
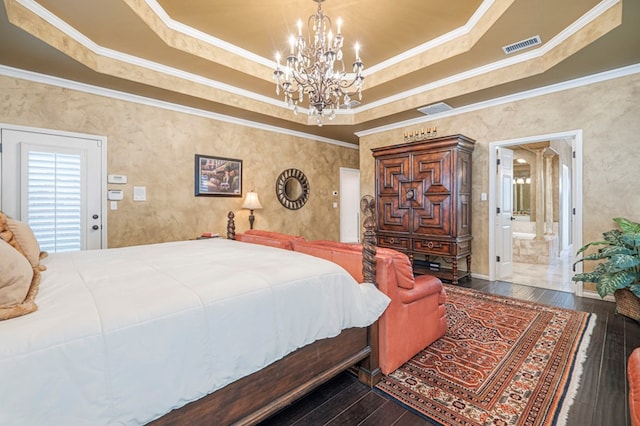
[413,193,451,236]
[377,156,410,195]
[412,150,451,235]
[378,197,410,232]
[377,156,411,232]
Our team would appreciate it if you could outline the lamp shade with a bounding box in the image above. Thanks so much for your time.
[242,191,263,210]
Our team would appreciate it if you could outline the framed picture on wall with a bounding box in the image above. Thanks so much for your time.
[195,154,242,197]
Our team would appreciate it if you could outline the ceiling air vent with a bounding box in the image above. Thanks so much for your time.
[502,35,542,54]
[418,102,453,115]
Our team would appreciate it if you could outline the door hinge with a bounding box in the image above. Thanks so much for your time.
[496,158,501,166]
[573,208,576,215]
[572,151,576,159]
[496,207,501,214]
[496,256,501,262]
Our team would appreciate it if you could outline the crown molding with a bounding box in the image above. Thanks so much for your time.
[0,65,358,150]
[355,63,640,137]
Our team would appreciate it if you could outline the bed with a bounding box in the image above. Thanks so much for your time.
[0,214,388,425]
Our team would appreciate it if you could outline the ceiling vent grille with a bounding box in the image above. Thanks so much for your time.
[418,102,453,115]
[502,35,542,54]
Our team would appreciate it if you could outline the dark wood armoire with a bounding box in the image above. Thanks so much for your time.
[372,134,475,284]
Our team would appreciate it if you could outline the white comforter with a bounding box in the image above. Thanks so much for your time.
[0,238,389,425]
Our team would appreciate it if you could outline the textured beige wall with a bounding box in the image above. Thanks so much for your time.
[0,76,358,247]
[359,73,640,277]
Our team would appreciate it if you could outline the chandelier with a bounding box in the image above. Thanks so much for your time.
[273,0,364,126]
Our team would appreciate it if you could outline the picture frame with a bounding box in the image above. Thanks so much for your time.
[195,154,242,197]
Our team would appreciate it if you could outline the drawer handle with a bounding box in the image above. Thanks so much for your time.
[389,237,396,244]
[427,241,434,249]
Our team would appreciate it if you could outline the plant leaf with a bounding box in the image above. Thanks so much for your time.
[609,253,640,271]
[575,240,610,255]
[603,229,623,245]
[621,232,640,248]
[597,271,636,297]
[572,271,600,283]
[580,246,633,262]
[614,217,640,234]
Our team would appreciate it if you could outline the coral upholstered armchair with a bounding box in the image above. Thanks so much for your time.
[292,240,447,375]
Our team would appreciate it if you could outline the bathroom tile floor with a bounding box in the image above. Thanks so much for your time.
[506,250,575,293]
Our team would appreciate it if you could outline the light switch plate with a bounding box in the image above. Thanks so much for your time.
[133,186,146,201]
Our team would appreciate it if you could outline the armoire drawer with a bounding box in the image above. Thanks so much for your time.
[413,239,452,255]
[377,235,410,251]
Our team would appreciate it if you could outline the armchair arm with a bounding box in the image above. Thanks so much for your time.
[399,275,443,304]
[629,348,640,426]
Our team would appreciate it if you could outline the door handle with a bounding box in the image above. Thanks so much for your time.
[510,216,516,221]
[92,214,99,219]
[92,225,99,230]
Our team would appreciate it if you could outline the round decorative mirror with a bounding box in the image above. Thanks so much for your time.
[276,168,310,210]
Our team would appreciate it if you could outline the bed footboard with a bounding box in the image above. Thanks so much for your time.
[149,327,369,425]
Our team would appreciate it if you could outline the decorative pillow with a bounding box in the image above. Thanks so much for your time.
[6,216,42,268]
[0,212,41,320]
[0,239,39,320]
[0,239,33,306]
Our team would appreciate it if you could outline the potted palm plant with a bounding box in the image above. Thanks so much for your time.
[572,217,640,321]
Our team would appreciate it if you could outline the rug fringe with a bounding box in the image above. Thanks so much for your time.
[555,313,598,426]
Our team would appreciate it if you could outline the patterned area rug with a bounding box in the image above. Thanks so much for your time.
[376,285,596,426]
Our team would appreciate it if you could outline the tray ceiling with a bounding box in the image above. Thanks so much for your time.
[1,0,638,144]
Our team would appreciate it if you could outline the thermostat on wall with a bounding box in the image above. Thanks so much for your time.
[107,190,124,201]
[108,174,128,184]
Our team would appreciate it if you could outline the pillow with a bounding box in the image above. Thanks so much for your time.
[0,239,39,320]
[6,217,41,268]
[378,248,416,290]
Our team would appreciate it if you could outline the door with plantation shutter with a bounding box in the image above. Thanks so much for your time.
[0,126,105,251]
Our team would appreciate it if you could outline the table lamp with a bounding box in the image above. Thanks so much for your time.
[241,191,263,229]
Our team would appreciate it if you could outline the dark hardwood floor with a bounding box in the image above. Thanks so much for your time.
[259,278,640,426]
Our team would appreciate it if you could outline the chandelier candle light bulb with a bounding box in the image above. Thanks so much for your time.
[273,0,364,126]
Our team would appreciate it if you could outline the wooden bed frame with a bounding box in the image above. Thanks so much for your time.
[149,212,380,425]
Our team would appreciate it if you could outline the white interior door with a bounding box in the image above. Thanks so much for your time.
[1,126,105,251]
[340,167,360,242]
[496,147,514,279]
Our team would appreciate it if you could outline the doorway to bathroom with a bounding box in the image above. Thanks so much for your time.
[488,130,584,296]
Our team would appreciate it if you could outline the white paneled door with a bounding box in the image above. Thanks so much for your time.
[496,147,514,279]
[340,167,360,243]
[1,126,105,251]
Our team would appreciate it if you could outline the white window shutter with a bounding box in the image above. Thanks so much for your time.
[26,151,82,253]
